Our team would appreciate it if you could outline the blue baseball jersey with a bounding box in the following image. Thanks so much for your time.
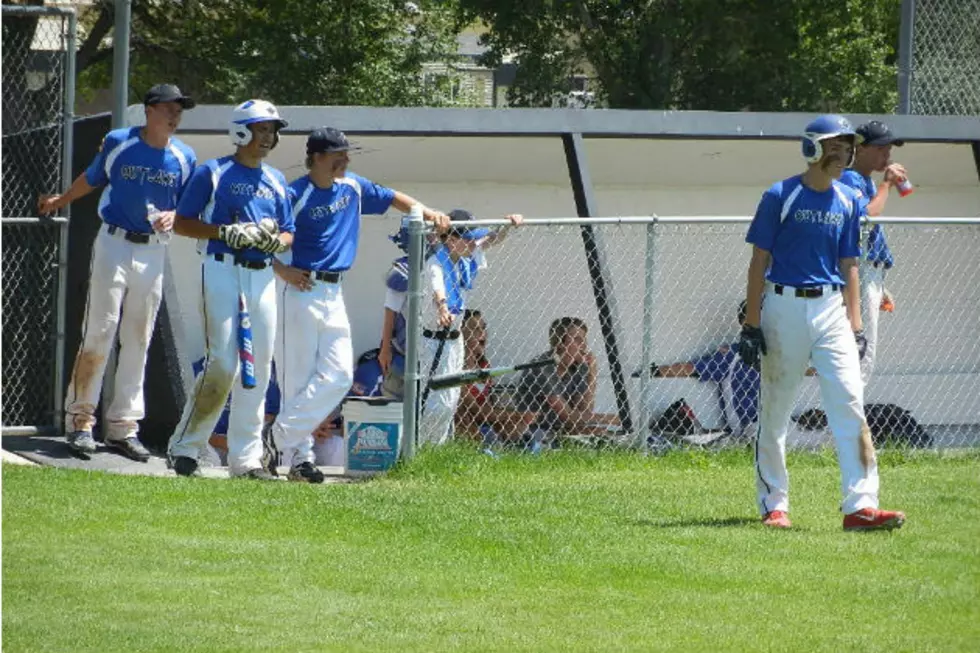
[85,127,196,234]
[288,172,395,272]
[746,175,863,287]
[176,155,293,262]
[839,169,895,268]
[192,358,280,434]
[693,344,760,431]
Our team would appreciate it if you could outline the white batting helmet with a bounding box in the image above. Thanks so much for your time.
[228,99,288,148]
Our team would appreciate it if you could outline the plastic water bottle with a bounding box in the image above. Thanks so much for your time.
[147,202,172,244]
[896,177,915,198]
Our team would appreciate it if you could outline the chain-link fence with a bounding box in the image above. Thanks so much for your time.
[909,0,980,115]
[399,217,980,455]
[1,5,76,435]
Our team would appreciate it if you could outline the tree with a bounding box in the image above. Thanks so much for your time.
[458,0,901,112]
[75,0,471,107]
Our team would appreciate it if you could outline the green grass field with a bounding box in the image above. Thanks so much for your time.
[3,447,979,652]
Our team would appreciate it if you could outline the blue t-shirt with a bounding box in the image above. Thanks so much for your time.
[192,358,280,435]
[746,175,863,287]
[85,127,196,234]
[839,169,894,268]
[176,156,294,262]
[288,173,395,272]
[692,343,760,431]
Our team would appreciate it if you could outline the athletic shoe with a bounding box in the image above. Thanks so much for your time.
[287,462,325,484]
[66,430,97,454]
[171,456,201,477]
[105,436,150,462]
[843,508,906,532]
[240,467,279,481]
[762,510,792,529]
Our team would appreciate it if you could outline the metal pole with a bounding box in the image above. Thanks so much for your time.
[638,222,656,448]
[401,204,426,460]
[111,0,131,128]
[898,0,916,114]
[53,9,77,436]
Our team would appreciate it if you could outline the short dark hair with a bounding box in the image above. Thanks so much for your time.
[737,300,747,325]
[462,308,483,325]
[549,316,587,351]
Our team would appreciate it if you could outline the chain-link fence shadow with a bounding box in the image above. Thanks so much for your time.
[411,219,980,453]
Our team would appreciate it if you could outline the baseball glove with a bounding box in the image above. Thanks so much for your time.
[738,325,767,370]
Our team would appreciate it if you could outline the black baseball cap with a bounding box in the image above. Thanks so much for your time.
[446,208,490,241]
[856,121,904,147]
[307,127,360,154]
[143,83,195,109]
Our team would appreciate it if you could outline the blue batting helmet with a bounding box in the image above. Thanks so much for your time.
[801,114,862,165]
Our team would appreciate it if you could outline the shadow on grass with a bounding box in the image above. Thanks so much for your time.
[630,516,761,529]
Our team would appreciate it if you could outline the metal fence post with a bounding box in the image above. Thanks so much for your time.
[898,0,916,114]
[400,204,426,460]
[53,9,78,435]
[638,220,657,448]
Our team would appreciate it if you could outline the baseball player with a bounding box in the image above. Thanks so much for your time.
[740,114,905,532]
[839,120,906,384]
[270,127,451,483]
[167,99,293,480]
[380,210,522,445]
[38,83,197,461]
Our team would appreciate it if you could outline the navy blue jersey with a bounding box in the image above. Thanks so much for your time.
[692,343,760,431]
[839,169,894,268]
[746,175,863,287]
[288,172,395,272]
[85,127,196,233]
[177,156,293,262]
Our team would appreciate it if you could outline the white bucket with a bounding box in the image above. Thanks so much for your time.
[343,397,403,477]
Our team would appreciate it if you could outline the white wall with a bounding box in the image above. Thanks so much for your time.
[168,133,980,426]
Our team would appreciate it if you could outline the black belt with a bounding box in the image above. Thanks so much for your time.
[423,328,461,340]
[312,270,342,283]
[871,262,890,269]
[107,224,152,244]
[213,253,268,270]
[774,284,841,298]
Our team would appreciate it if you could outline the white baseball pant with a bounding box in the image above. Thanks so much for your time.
[755,283,879,515]
[169,257,276,475]
[65,223,167,440]
[418,334,464,446]
[859,261,885,385]
[273,279,354,468]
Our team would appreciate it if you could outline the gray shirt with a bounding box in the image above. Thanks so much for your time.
[515,352,588,431]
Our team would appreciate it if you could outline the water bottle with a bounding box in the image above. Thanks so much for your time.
[147,202,172,244]
[896,177,915,198]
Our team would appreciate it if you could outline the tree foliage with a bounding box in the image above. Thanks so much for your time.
[76,0,467,107]
[458,0,901,112]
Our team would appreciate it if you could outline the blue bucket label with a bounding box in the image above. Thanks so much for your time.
[347,421,400,472]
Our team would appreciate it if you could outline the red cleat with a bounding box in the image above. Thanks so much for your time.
[762,510,792,529]
[843,508,906,532]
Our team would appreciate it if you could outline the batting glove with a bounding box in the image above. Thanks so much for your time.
[218,223,255,250]
[252,228,287,254]
[738,325,767,370]
[854,329,868,360]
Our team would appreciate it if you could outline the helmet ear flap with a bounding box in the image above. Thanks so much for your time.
[801,136,821,163]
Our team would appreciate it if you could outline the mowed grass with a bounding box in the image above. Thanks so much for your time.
[3,447,979,653]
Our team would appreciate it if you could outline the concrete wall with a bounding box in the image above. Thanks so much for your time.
[166,131,980,427]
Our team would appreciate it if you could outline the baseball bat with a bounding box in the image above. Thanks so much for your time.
[428,358,554,391]
[238,291,257,389]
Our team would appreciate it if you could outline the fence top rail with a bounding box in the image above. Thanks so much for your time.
[1,5,75,17]
[453,216,980,227]
[1,217,69,225]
